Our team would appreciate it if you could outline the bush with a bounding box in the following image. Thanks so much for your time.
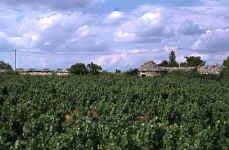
[159,61,169,67]
[87,62,102,75]
[184,56,205,67]
[68,63,88,75]
[0,61,13,71]
[124,69,139,76]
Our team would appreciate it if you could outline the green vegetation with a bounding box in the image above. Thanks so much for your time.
[181,56,206,67]
[159,60,169,67]
[87,62,102,75]
[168,50,179,67]
[221,56,229,78]
[159,51,179,67]
[159,51,205,67]
[68,63,89,75]
[124,68,139,76]
[0,61,13,71]
[0,73,229,149]
[68,62,102,75]
[115,69,121,74]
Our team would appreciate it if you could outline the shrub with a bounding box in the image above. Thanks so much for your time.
[124,69,139,76]
[87,62,102,75]
[68,63,88,75]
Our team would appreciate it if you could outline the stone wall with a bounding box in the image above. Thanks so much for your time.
[139,65,223,77]
[139,71,161,77]
[0,69,8,73]
[159,67,195,72]
[18,71,69,76]
[197,65,222,75]
[139,67,195,77]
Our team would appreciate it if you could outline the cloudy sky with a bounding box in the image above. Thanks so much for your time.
[0,0,229,71]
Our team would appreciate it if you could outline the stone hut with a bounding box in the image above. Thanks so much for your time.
[138,61,163,77]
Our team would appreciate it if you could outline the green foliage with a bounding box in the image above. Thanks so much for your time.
[0,61,13,71]
[115,69,121,74]
[183,56,206,67]
[180,62,188,67]
[221,56,229,78]
[68,63,88,75]
[159,60,169,67]
[168,51,179,67]
[124,68,139,76]
[223,56,229,68]
[0,74,229,149]
[87,62,102,75]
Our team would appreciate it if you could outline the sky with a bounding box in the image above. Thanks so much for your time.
[0,0,229,71]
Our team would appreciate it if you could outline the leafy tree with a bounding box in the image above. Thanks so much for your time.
[87,62,102,75]
[159,60,169,67]
[0,61,13,71]
[221,56,229,78]
[184,56,205,67]
[69,63,88,75]
[168,51,179,67]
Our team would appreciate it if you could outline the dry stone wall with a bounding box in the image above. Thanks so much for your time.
[197,65,222,75]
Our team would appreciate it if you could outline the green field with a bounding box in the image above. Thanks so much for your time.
[0,74,229,149]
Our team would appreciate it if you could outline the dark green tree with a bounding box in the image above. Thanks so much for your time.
[159,60,169,67]
[184,56,205,67]
[168,51,179,67]
[0,61,13,71]
[221,56,229,78]
[69,63,88,75]
[87,62,102,74]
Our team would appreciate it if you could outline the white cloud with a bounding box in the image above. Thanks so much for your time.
[38,14,63,30]
[0,32,8,39]
[140,12,160,24]
[107,11,124,20]
[1,3,229,69]
[77,25,90,37]
[113,30,136,42]
[192,28,229,52]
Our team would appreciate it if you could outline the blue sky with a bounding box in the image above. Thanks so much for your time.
[0,0,229,71]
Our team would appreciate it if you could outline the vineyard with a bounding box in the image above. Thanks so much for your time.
[0,74,229,149]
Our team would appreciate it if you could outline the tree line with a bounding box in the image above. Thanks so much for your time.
[0,52,229,77]
[158,51,205,67]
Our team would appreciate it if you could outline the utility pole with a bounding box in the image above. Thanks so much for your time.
[15,48,16,72]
